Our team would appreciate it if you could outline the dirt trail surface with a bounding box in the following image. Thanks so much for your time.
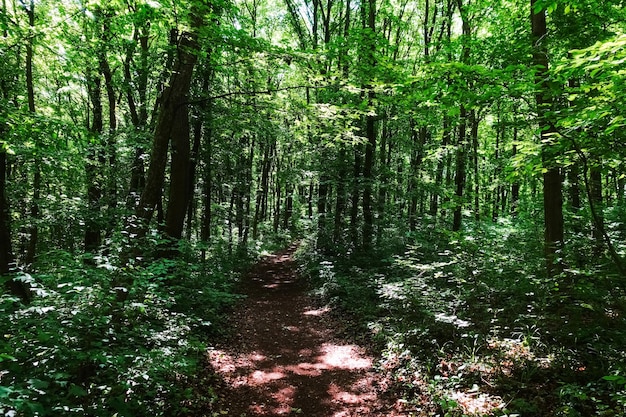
[207,244,407,416]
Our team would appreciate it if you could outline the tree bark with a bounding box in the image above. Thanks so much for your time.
[511,127,520,216]
[531,0,564,275]
[84,73,105,252]
[431,117,451,218]
[361,0,376,250]
[350,145,362,246]
[24,0,38,265]
[452,105,467,232]
[590,161,604,252]
[0,146,13,274]
[128,30,199,257]
[333,148,348,244]
[164,101,192,241]
[471,111,480,221]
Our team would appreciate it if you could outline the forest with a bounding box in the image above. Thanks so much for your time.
[1,0,626,415]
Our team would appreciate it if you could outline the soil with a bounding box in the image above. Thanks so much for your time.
[207,244,410,416]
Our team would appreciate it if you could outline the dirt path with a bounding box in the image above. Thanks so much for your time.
[207,244,407,416]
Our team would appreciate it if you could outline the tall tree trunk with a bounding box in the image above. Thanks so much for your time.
[333,148,348,244]
[164,102,192,241]
[97,11,117,230]
[452,0,470,232]
[431,117,451,218]
[511,127,520,216]
[531,0,564,276]
[471,110,480,221]
[85,74,105,252]
[317,173,329,244]
[128,30,199,257]
[407,122,419,231]
[253,139,272,240]
[0,146,13,274]
[493,117,502,220]
[361,0,376,250]
[186,99,205,240]
[590,161,604,252]
[242,137,255,246]
[568,162,581,211]
[125,22,150,206]
[283,184,293,230]
[350,145,362,246]
[200,100,214,259]
[24,0,38,265]
[452,105,467,232]
[376,121,391,244]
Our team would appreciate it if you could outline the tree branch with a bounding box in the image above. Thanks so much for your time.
[185,84,327,106]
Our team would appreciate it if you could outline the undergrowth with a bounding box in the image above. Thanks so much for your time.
[0,236,263,417]
[298,216,626,416]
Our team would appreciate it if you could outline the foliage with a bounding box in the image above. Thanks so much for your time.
[0,240,247,417]
[299,215,626,416]
[1,0,626,415]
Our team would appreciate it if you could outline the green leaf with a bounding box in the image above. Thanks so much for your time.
[0,353,16,362]
[603,375,626,383]
[69,384,88,397]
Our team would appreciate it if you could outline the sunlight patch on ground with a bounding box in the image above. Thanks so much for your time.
[450,389,504,415]
[318,343,372,370]
[284,362,324,377]
[207,349,267,374]
[303,306,331,316]
[249,369,286,385]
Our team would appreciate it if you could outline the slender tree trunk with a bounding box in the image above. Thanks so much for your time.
[568,162,581,211]
[200,101,213,260]
[85,74,105,252]
[253,139,272,239]
[590,161,604,252]
[362,0,377,250]
[0,0,12,278]
[493,118,502,220]
[308,180,314,219]
[97,12,117,229]
[511,127,520,216]
[333,161,347,244]
[376,120,389,244]
[274,173,282,234]
[317,173,329,243]
[186,99,205,240]
[125,23,150,206]
[0,146,13,274]
[350,145,362,246]
[24,0,38,265]
[431,117,451,218]
[452,105,467,232]
[242,137,255,246]
[452,0,470,232]
[532,0,564,275]
[471,111,480,221]
[283,184,293,230]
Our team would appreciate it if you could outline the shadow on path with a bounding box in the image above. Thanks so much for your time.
[207,244,406,416]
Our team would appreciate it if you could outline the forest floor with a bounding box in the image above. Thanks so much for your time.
[205,244,412,416]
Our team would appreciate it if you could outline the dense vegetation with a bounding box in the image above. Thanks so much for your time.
[1,0,625,415]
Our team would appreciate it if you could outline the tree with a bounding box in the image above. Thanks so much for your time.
[531,0,563,275]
